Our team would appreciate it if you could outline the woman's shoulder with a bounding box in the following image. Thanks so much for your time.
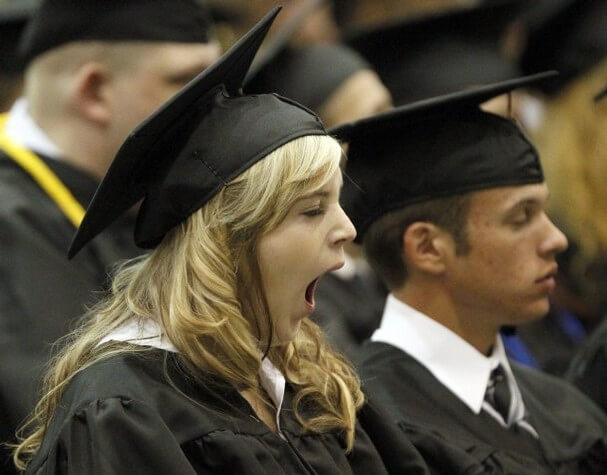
[44,348,260,439]
[27,348,274,473]
[61,347,188,404]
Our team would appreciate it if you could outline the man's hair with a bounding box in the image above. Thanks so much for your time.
[23,41,161,118]
[363,193,471,290]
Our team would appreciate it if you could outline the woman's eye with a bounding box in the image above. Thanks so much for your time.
[303,207,325,217]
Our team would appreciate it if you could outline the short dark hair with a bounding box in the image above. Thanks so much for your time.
[363,193,471,290]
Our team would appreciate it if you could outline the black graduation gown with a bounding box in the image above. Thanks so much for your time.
[358,341,607,474]
[25,348,429,475]
[0,152,141,472]
[566,316,607,414]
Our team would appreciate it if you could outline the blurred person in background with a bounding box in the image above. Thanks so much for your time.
[343,0,529,107]
[333,0,478,30]
[0,1,220,472]
[0,0,36,111]
[564,85,607,412]
[209,0,340,48]
[511,0,607,375]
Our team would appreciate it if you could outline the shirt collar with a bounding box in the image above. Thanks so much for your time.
[371,295,520,416]
[259,357,286,432]
[98,318,179,353]
[99,317,287,428]
[4,98,63,158]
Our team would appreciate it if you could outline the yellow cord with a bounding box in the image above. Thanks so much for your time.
[0,113,85,228]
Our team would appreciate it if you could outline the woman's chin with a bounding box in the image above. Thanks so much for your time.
[273,320,303,346]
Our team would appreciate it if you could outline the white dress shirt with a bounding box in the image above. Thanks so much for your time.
[4,98,63,158]
[372,295,537,436]
[99,317,286,433]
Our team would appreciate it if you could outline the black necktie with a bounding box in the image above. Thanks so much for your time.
[485,365,511,423]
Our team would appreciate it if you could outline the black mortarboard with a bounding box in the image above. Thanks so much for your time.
[331,72,556,241]
[245,43,370,112]
[68,7,326,257]
[520,0,607,94]
[20,0,214,65]
[344,0,528,105]
[0,0,37,73]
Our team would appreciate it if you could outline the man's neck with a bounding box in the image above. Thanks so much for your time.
[394,284,499,356]
[28,105,113,180]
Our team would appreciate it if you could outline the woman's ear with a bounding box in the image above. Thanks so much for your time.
[402,222,452,276]
[71,62,112,125]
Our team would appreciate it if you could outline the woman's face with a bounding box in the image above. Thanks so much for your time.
[257,168,356,344]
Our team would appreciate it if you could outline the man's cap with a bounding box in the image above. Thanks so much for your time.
[520,0,607,94]
[331,71,556,241]
[20,0,214,65]
[344,0,528,105]
[68,6,326,258]
[0,0,38,73]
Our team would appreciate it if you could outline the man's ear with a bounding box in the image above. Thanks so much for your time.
[71,62,112,125]
[403,222,452,276]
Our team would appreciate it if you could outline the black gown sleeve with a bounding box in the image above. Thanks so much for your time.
[27,398,203,475]
[0,176,100,436]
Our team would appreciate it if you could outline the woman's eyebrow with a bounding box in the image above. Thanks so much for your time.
[298,190,331,201]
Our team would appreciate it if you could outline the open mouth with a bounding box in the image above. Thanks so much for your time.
[305,278,319,308]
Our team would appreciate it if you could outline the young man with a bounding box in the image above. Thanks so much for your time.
[0,1,220,471]
[331,73,607,473]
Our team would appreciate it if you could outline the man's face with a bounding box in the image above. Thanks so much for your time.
[108,41,221,151]
[444,182,568,328]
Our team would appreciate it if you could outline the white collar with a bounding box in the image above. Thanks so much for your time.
[4,98,63,158]
[259,357,286,433]
[371,295,530,429]
[98,318,178,353]
[99,318,287,430]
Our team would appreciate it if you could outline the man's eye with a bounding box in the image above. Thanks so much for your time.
[512,207,532,226]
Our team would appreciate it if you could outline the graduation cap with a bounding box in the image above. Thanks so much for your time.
[331,71,557,241]
[520,0,607,94]
[19,0,214,65]
[0,0,37,73]
[68,7,326,258]
[344,0,528,105]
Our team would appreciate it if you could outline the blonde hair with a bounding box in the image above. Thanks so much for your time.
[533,59,607,308]
[14,134,363,471]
